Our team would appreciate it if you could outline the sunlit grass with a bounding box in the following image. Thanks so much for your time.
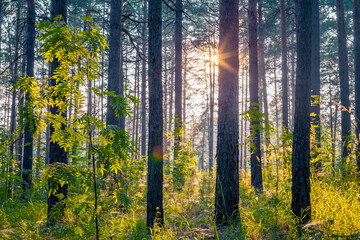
[1,160,360,239]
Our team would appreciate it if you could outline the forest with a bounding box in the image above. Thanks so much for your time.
[0,0,360,239]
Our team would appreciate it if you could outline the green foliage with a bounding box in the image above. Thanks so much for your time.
[1,16,145,238]
[165,128,198,190]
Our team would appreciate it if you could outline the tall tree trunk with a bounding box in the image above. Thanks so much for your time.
[311,0,321,170]
[147,0,163,229]
[274,56,280,141]
[107,0,124,128]
[141,0,147,157]
[208,35,214,172]
[354,0,360,172]
[10,6,20,158]
[48,0,68,223]
[290,34,296,131]
[135,56,140,156]
[17,47,27,168]
[174,0,183,158]
[258,6,268,121]
[163,45,168,157]
[215,0,240,225]
[183,42,187,135]
[258,3,269,151]
[291,0,312,223]
[132,54,139,143]
[244,65,248,171]
[248,0,263,191]
[240,65,245,169]
[280,0,288,129]
[333,103,338,167]
[336,0,351,161]
[168,47,174,155]
[22,0,35,191]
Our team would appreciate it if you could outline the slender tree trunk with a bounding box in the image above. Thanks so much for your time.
[141,0,147,157]
[183,43,187,135]
[17,47,26,168]
[10,6,21,158]
[258,3,269,153]
[336,0,351,161]
[208,35,214,172]
[240,65,245,169]
[22,0,35,191]
[174,0,183,158]
[291,0,312,223]
[48,0,68,223]
[163,45,168,157]
[274,57,280,141]
[311,0,321,170]
[333,104,338,167]
[290,34,296,131]
[135,57,140,156]
[147,0,164,229]
[132,54,139,143]
[168,47,174,154]
[248,0,263,191]
[107,0,124,128]
[354,0,360,172]
[244,65,248,171]
[215,0,240,225]
[280,0,288,129]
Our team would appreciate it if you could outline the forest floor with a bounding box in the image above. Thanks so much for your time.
[1,168,360,239]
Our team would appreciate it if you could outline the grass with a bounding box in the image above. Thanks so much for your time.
[1,163,360,239]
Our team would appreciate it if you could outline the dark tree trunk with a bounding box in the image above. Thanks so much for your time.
[280,0,288,129]
[174,0,183,158]
[22,0,35,191]
[183,43,187,135]
[107,0,124,128]
[10,6,20,158]
[290,34,296,131]
[244,65,248,171]
[311,0,321,170]
[215,0,239,225]
[291,0,312,223]
[163,45,168,158]
[248,0,263,191]
[146,0,164,229]
[48,0,68,223]
[354,0,360,172]
[208,35,214,172]
[17,47,27,168]
[141,0,147,157]
[336,0,351,161]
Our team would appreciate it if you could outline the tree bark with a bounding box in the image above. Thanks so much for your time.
[107,0,124,128]
[215,0,240,225]
[10,6,20,158]
[280,0,288,129]
[208,35,214,172]
[146,0,164,229]
[22,0,35,191]
[354,0,360,172]
[291,0,312,223]
[141,0,147,157]
[336,0,351,161]
[48,0,68,223]
[248,0,263,191]
[174,0,183,158]
[311,0,321,170]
